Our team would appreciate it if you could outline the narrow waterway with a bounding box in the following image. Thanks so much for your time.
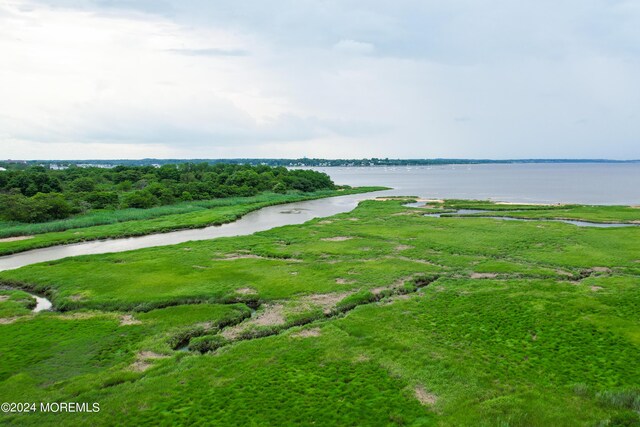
[420,208,639,228]
[0,286,53,312]
[0,193,376,272]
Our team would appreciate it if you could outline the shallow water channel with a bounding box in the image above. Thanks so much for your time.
[1,194,636,312]
[0,286,52,312]
[416,207,639,228]
[0,193,377,272]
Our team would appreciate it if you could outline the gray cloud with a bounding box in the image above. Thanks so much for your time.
[166,48,248,57]
[5,0,640,159]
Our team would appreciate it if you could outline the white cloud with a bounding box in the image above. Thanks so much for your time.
[333,39,375,55]
[1,0,639,159]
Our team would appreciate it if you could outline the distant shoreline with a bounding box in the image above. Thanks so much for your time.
[2,158,639,169]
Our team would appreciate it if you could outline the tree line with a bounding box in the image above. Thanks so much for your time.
[0,164,335,223]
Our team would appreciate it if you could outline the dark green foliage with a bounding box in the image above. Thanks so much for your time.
[0,163,336,223]
[168,325,207,350]
[0,187,382,255]
[334,290,377,312]
[188,334,229,353]
[0,192,72,223]
[84,191,119,209]
[121,190,159,209]
[70,177,96,192]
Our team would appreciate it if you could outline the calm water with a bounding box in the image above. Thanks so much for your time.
[0,192,376,271]
[1,163,638,272]
[304,163,640,205]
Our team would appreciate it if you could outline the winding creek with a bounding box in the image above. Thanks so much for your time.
[417,208,640,228]
[0,192,376,273]
[0,193,379,312]
[1,192,638,313]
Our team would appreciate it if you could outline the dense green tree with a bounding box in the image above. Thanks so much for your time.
[121,190,159,209]
[70,177,96,192]
[0,163,335,223]
[84,192,119,209]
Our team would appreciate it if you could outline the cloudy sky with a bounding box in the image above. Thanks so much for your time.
[1,0,639,159]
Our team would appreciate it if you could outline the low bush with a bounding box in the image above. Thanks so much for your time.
[188,335,229,353]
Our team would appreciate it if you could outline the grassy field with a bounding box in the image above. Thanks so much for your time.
[0,187,383,256]
[1,199,639,426]
[440,199,640,223]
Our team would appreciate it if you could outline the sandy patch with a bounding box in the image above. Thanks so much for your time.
[395,245,414,251]
[414,386,438,406]
[392,256,439,266]
[235,287,258,295]
[130,361,153,372]
[321,236,353,242]
[0,295,9,302]
[0,317,19,324]
[139,351,168,360]
[217,254,302,262]
[252,304,285,327]
[470,273,498,279]
[302,292,352,314]
[129,351,169,372]
[495,202,561,206]
[68,294,86,301]
[0,235,34,243]
[220,254,265,260]
[318,220,333,224]
[408,199,445,204]
[391,294,413,301]
[591,267,612,273]
[372,273,429,296]
[335,278,356,285]
[130,351,169,372]
[354,354,370,362]
[391,212,416,216]
[221,303,286,339]
[290,328,321,338]
[346,217,359,221]
[120,314,142,326]
[192,265,208,269]
[555,269,573,277]
[590,286,604,292]
[57,312,103,321]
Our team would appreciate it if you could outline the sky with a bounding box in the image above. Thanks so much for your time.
[1,0,639,160]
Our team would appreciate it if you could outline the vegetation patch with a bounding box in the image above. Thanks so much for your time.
[320,236,353,242]
[1,199,639,425]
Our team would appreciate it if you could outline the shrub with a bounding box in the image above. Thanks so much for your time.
[188,334,229,353]
[121,190,159,209]
[597,389,640,411]
[272,182,287,194]
[168,326,207,350]
[334,290,377,313]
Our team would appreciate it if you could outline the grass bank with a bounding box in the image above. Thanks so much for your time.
[0,187,384,256]
[1,199,639,425]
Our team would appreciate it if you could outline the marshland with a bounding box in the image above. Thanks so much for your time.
[1,164,639,425]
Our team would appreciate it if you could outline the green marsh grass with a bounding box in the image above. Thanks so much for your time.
[1,199,639,426]
[0,187,384,256]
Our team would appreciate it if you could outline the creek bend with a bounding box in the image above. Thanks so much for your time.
[0,193,376,272]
